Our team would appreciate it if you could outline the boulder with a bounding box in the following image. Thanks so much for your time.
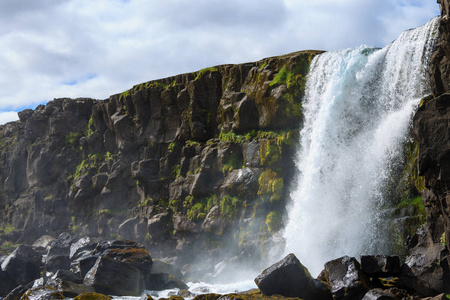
[74,292,111,300]
[145,273,189,291]
[147,213,171,239]
[360,255,401,277]
[324,256,370,300]
[84,256,145,296]
[52,269,83,284]
[361,289,396,300]
[19,286,65,300]
[254,253,332,300]
[0,268,15,297]
[1,245,42,287]
[151,259,184,279]
[32,235,57,251]
[45,255,70,272]
[4,284,31,300]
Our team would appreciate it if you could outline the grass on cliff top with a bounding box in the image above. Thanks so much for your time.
[194,67,219,80]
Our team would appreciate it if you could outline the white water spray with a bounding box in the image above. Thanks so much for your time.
[283,17,439,276]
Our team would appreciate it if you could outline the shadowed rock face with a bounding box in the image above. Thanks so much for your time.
[0,51,321,271]
[407,0,450,295]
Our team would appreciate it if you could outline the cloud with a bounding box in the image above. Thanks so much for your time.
[0,0,440,113]
[0,111,19,125]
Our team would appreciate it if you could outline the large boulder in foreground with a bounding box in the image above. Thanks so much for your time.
[83,241,153,296]
[84,256,145,296]
[324,256,370,300]
[1,245,41,287]
[254,253,332,300]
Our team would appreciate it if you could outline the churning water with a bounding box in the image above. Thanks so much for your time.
[283,17,439,276]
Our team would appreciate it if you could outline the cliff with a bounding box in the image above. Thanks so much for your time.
[407,0,450,294]
[0,51,321,274]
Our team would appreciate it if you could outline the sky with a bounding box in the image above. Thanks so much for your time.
[0,0,440,125]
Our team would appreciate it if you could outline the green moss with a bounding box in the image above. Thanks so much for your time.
[139,197,153,207]
[0,241,18,255]
[119,89,131,102]
[258,169,284,203]
[220,195,242,216]
[187,202,206,221]
[265,211,282,232]
[168,141,177,152]
[441,232,447,247]
[222,152,243,174]
[192,294,221,300]
[195,67,218,80]
[65,132,82,149]
[74,292,112,300]
[270,67,292,87]
[105,151,113,160]
[186,140,202,147]
[69,152,110,181]
[419,94,434,108]
[396,196,426,216]
[259,140,281,166]
[86,117,95,137]
[259,61,268,69]
[172,165,181,178]
[0,223,15,235]
[219,129,246,143]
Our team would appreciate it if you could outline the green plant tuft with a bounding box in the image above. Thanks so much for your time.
[195,67,218,80]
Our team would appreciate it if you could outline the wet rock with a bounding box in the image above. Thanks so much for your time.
[360,255,401,277]
[4,284,31,300]
[220,168,261,199]
[146,273,188,291]
[118,217,139,240]
[400,252,449,296]
[32,235,57,251]
[151,259,184,279]
[19,286,65,300]
[147,213,171,239]
[52,269,82,284]
[70,237,98,261]
[84,256,145,296]
[44,237,71,272]
[324,256,370,300]
[426,294,448,300]
[1,245,42,287]
[201,205,228,235]
[0,268,16,297]
[74,292,111,300]
[254,253,332,300]
[59,281,95,298]
[45,255,70,272]
[362,288,396,300]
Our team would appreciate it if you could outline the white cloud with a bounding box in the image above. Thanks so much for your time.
[0,111,19,125]
[0,0,440,113]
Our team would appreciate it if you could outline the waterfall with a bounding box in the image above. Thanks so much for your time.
[283,17,439,276]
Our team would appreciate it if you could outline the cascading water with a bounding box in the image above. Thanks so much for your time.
[283,17,439,276]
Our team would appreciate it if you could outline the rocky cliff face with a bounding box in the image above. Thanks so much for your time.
[408,0,450,294]
[0,51,321,275]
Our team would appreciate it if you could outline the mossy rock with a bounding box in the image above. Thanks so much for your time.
[192,294,222,300]
[258,169,284,202]
[74,292,112,300]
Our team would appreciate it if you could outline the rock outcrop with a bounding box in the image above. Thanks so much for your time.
[407,0,450,296]
[0,51,321,275]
